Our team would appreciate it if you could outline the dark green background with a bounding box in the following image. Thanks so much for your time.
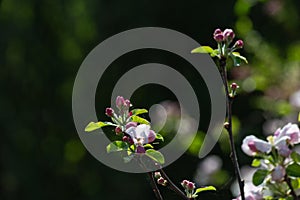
[1,0,300,199]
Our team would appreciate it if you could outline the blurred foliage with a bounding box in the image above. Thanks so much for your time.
[1,0,300,199]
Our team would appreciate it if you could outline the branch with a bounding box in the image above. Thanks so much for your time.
[148,172,164,200]
[219,56,245,200]
[284,175,298,200]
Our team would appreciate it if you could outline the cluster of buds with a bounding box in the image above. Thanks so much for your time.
[154,172,167,186]
[214,28,244,48]
[181,180,196,198]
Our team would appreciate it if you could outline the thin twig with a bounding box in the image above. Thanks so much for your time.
[284,174,298,200]
[147,172,164,200]
[158,168,190,200]
[219,57,245,200]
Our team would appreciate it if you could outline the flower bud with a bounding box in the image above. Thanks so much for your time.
[230,83,239,90]
[157,177,165,185]
[272,165,286,182]
[187,182,195,191]
[125,99,131,107]
[116,96,125,109]
[223,29,235,42]
[154,172,161,179]
[148,130,156,143]
[136,145,145,153]
[122,135,129,142]
[181,180,189,188]
[115,126,122,135]
[105,107,114,117]
[214,33,224,43]
[234,40,244,49]
[213,28,222,36]
[128,111,133,116]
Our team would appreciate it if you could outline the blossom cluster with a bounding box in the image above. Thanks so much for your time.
[235,123,300,199]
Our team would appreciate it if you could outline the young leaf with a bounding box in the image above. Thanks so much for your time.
[143,144,154,149]
[145,149,165,164]
[85,121,116,132]
[251,159,261,167]
[191,46,214,54]
[252,169,268,186]
[232,52,248,64]
[291,152,300,163]
[131,108,148,116]
[106,141,129,153]
[131,116,150,125]
[155,133,164,142]
[210,49,220,57]
[286,163,300,177]
[194,186,216,195]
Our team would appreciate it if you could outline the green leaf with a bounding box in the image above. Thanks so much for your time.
[194,186,216,195]
[252,169,268,186]
[251,159,261,167]
[106,141,129,153]
[131,116,150,125]
[155,133,164,142]
[85,121,116,132]
[286,163,300,177]
[231,52,248,66]
[145,149,165,164]
[291,152,300,163]
[291,178,300,189]
[131,108,148,116]
[143,144,154,149]
[210,49,220,57]
[191,46,214,54]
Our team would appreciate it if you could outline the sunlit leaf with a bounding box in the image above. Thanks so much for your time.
[85,121,116,132]
[131,116,150,125]
[194,186,216,195]
[252,169,268,186]
[145,149,165,164]
[287,163,300,177]
[143,144,154,149]
[251,159,261,167]
[191,46,214,54]
[155,133,164,142]
[106,141,129,153]
[131,108,148,116]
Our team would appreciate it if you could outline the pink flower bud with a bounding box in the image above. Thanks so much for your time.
[154,172,161,179]
[187,182,195,190]
[234,40,244,49]
[125,99,131,107]
[230,83,239,90]
[271,165,286,182]
[128,111,133,116]
[213,28,222,36]
[125,122,137,130]
[116,96,125,109]
[136,145,145,153]
[122,135,129,142]
[115,126,122,135]
[181,180,189,188]
[157,177,165,185]
[214,33,224,43]
[148,130,156,143]
[223,29,235,42]
[105,107,114,117]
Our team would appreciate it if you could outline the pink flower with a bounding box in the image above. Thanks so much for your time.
[274,123,300,145]
[125,122,137,130]
[274,136,291,157]
[271,165,286,182]
[125,124,156,145]
[242,135,272,156]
